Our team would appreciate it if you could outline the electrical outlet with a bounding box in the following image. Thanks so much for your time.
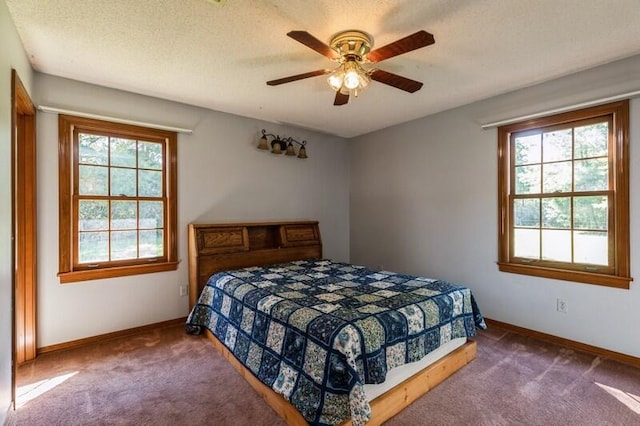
[556,298,568,314]
[179,285,188,297]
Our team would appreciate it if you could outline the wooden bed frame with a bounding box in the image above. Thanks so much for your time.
[188,221,477,425]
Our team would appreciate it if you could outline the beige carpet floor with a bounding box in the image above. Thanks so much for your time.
[7,324,640,425]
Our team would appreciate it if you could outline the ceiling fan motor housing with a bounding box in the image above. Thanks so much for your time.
[330,30,373,61]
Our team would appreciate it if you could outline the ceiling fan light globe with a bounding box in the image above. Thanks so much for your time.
[358,73,371,89]
[344,70,360,90]
[327,72,344,91]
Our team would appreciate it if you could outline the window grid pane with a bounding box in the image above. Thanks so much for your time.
[574,231,608,265]
[513,228,540,259]
[541,197,570,229]
[515,165,541,194]
[79,134,108,165]
[78,165,108,195]
[541,229,571,262]
[514,133,541,165]
[542,129,572,163]
[110,137,137,167]
[574,122,608,159]
[574,158,608,192]
[542,162,572,193]
[111,230,138,260]
[78,231,109,263]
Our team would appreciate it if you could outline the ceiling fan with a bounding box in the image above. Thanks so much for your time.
[266,29,435,106]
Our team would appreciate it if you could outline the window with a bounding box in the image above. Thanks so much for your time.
[497,101,631,288]
[58,115,178,283]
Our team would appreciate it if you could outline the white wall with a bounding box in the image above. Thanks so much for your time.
[350,55,640,358]
[34,73,350,347]
[0,1,34,422]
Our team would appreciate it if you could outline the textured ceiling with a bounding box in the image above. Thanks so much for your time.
[6,0,640,138]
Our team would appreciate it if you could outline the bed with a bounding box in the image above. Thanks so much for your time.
[186,221,485,426]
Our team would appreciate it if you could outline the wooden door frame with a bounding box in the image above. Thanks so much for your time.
[11,69,37,408]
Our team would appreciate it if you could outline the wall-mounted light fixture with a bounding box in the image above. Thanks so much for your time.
[257,129,308,158]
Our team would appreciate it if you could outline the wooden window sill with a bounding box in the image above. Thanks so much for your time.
[58,261,179,283]
[497,262,631,289]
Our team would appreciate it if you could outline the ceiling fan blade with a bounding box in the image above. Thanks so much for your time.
[334,91,349,106]
[287,31,340,60]
[366,30,435,63]
[266,69,331,86]
[370,69,423,93]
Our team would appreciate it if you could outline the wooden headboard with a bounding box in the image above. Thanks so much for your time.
[187,221,322,309]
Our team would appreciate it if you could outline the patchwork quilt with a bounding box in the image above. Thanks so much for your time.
[186,259,485,426]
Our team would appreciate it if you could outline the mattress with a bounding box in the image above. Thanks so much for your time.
[363,336,467,401]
